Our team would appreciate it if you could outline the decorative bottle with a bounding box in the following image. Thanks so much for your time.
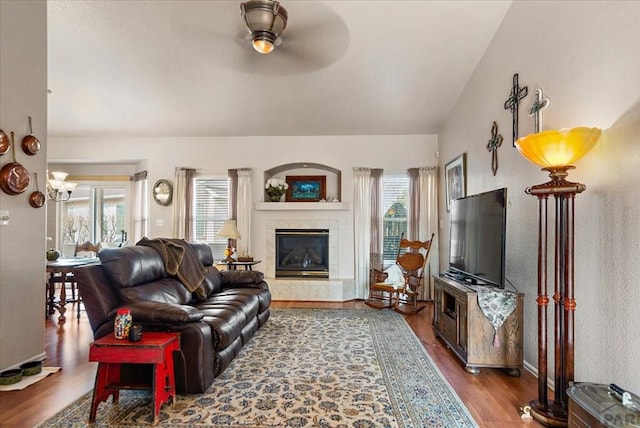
[114,308,132,339]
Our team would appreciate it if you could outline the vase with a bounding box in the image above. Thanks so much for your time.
[269,194,282,202]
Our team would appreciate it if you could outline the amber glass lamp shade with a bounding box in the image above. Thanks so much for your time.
[515,127,602,168]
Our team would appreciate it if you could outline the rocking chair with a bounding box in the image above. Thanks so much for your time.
[365,266,398,310]
[394,233,434,314]
[366,233,435,315]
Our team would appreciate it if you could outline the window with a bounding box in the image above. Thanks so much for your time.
[382,173,409,264]
[193,174,230,260]
[60,183,129,254]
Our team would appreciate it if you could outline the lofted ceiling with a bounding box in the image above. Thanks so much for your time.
[47,0,512,138]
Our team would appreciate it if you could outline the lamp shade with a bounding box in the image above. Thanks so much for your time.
[50,171,69,181]
[63,181,78,192]
[515,127,602,168]
[217,220,241,240]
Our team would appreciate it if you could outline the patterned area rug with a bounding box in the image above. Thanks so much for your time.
[38,308,477,427]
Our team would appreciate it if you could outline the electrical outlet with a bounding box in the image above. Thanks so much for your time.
[0,210,9,226]
[156,218,164,227]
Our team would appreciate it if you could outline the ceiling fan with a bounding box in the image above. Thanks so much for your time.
[240,0,288,55]
[173,0,350,75]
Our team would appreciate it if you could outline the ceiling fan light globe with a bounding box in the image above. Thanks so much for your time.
[252,38,274,54]
[251,30,276,54]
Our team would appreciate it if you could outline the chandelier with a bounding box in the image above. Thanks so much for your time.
[47,171,77,202]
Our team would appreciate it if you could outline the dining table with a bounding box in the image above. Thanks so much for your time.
[47,257,99,322]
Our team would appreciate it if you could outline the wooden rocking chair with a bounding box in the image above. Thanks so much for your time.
[366,233,435,315]
[394,233,434,315]
[365,266,398,310]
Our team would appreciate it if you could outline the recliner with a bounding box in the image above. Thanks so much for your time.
[73,240,271,394]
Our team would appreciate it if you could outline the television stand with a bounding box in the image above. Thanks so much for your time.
[432,275,523,375]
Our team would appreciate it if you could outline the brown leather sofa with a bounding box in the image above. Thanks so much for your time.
[73,240,271,394]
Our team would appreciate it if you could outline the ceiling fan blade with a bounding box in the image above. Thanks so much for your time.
[171,0,350,75]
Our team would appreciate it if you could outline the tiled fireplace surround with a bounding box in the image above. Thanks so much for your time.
[265,219,353,301]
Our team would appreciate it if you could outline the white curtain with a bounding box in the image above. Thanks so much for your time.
[172,167,195,240]
[132,171,148,243]
[353,168,372,300]
[419,166,439,300]
[370,169,383,270]
[236,168,252,257]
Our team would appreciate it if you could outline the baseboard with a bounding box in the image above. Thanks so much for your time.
[1,351,47,372]
[522,359,556,391]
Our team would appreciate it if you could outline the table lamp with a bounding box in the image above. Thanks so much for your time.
[217,220,242,262]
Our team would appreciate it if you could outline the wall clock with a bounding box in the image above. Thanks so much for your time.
[152,179,173,206]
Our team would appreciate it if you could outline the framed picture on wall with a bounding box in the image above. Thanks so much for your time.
[286,175,326,202]
[444,153,466,212]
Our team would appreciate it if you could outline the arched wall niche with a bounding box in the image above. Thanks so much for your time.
[264,162,342,201]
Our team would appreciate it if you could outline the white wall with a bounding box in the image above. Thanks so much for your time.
[0,1,48,371]
[439,1,640,392]
[48,134,438,282]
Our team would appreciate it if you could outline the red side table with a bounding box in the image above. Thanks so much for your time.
[88,332,180,425]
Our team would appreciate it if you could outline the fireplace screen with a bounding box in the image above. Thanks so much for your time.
[276,229,329,278]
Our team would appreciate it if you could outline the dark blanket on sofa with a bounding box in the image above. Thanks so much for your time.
[137,237,207,297]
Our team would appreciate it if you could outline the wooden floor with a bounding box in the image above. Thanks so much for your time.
[0,300,543,427]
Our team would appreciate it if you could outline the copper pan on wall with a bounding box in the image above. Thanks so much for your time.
[0,129,9,156]
[29,172,46,208]
[21,116,40,156]
[0,131,31,195]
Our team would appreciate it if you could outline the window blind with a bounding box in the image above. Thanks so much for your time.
[193,176,230,260]
[382,173,409,262]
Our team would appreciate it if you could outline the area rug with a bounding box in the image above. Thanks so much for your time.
[38,308,477,427]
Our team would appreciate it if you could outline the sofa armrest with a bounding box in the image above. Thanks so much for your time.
[221,270,266,288]
[110,301,204,324]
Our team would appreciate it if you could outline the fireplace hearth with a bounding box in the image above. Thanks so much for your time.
[275,229,329,278]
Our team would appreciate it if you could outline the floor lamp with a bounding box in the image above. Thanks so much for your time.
[516,127,602,427]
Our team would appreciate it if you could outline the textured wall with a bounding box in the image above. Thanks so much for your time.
[48,134,438,282]
[438,1,640,392]
[0,1,48,371]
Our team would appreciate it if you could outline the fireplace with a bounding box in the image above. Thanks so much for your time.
[275,229,329,278]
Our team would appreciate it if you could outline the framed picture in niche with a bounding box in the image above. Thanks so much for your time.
[444,153,466,212]
[286,175,326,202]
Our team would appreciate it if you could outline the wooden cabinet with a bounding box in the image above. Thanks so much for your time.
[432,275,523,375]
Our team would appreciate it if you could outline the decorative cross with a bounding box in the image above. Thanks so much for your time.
[486,121,503,176]
[528,88,551,133]
[504,73,528,146]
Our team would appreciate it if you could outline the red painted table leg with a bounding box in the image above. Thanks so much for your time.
[151,341,179,425]
[89,363,120,422]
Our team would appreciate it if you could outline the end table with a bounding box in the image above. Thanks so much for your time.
[88,332,180,425]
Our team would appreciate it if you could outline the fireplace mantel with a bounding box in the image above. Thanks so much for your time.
[255,202,351,211]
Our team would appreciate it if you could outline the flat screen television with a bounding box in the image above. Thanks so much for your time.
[447,188,507,288]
